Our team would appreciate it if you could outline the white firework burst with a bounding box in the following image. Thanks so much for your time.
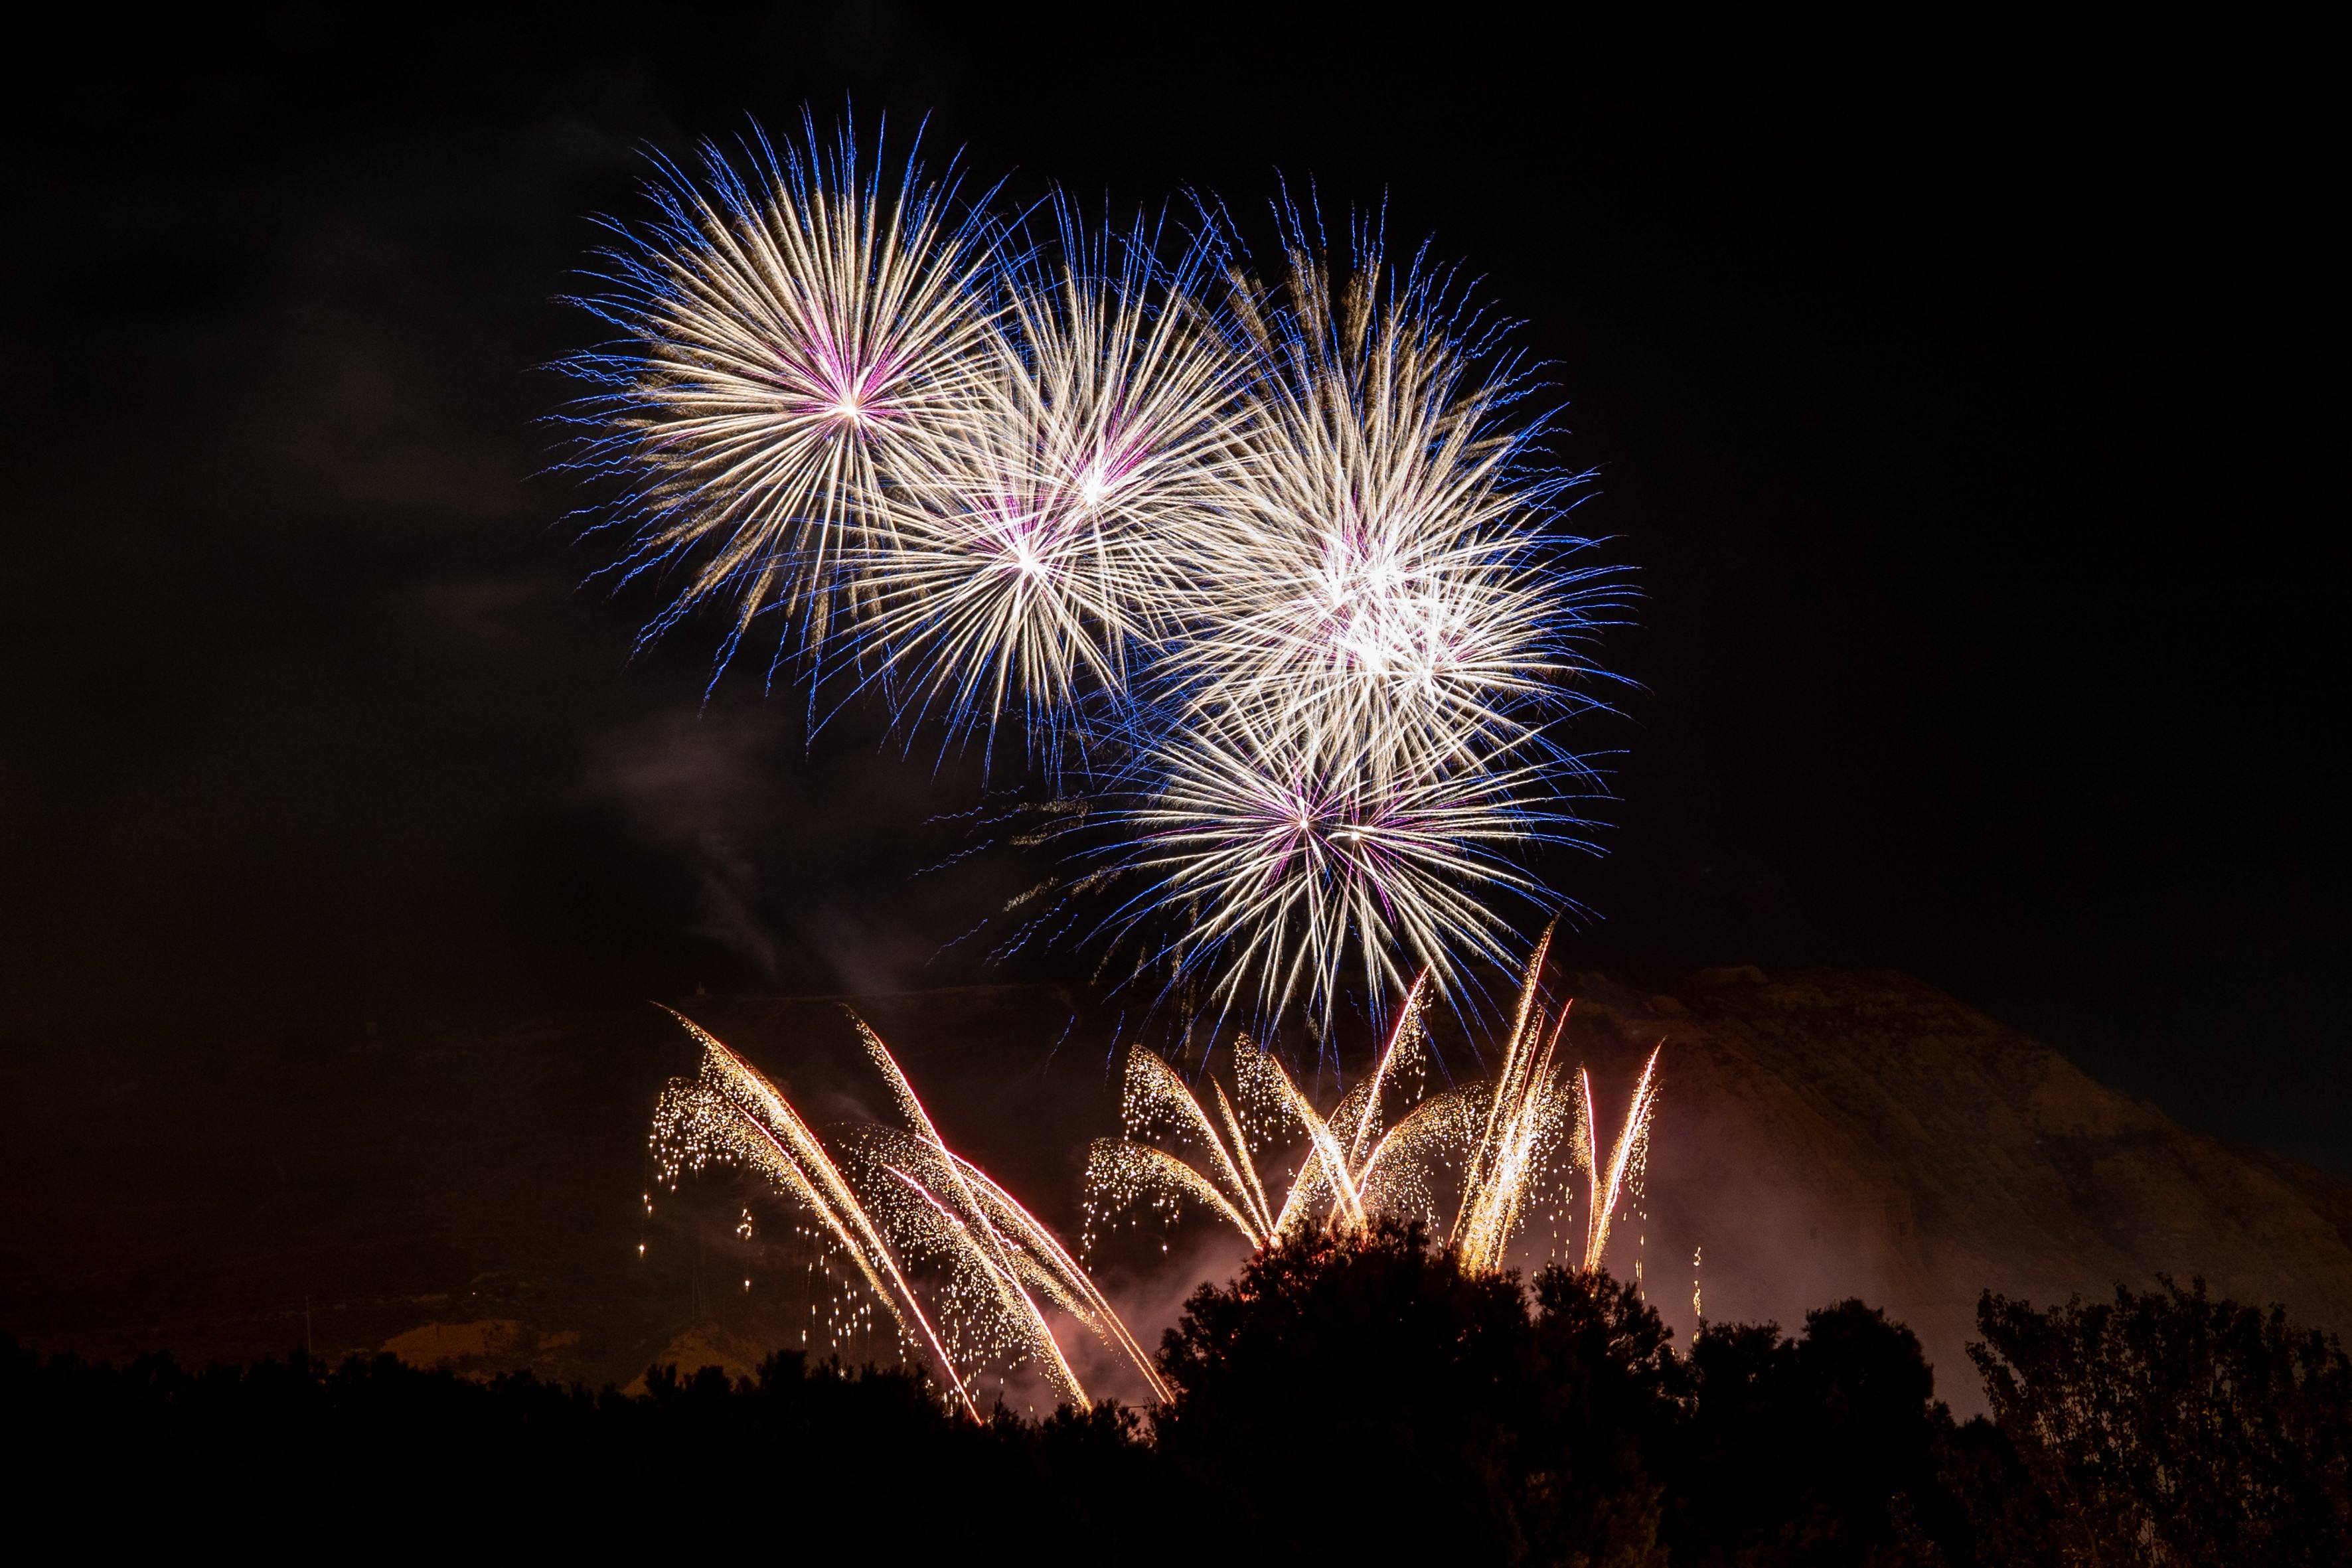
[564,115,1002,675]
[1172,232,1620,777]
[852,203,1250,771]
[1089,228,1622,1022]
[1105,702,1598,1030]
[565,137,1631,1028]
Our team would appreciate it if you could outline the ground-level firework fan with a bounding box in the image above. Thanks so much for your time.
[649,933,1659,1416]
[650,1012,1168,1415]
[568,112,1628,1032]
[1084,929,1662,1275]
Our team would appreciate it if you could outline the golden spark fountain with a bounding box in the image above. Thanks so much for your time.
[651,1010,1168,1419]
[1083,929,1664,1279]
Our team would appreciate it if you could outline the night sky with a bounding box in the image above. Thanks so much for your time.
[2,7,2341,1173]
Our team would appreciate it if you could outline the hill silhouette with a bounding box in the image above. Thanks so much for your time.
[1559,968,2352,1412]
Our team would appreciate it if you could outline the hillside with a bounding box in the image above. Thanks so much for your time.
[1562,968,2352,1409]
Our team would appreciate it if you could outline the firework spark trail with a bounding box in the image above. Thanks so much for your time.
[1347,976,1429,1164]
[871,1157,1087,1407]
[1354,1087,1485,1231]
[1582,1045,1663,1273]
[651,1015,977,1418]
[1083,1046,1277,1255]
[1212,1079,1278,1235]
[931,1148,1172,1402]
[1249,1044,1369,1235]
[1451,1016,1573,1275]
[849,1014,1109,1406]
[562,115,1000,681]
[1085,970,1443,1255]
[848,1027,1174,1405]
[1083,937,1662,1279]
[1127,1048,1272,1239]
[650,1011,1162,1414]
[1448,929,1590,1273]
[1454,923,1558,1235]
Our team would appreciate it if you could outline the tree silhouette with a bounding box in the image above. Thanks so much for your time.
[1968,1277,2352,1565]
[1152,1221,1674,1565]
[1657,1300,1970,1565]
[12,1261,2347,1563]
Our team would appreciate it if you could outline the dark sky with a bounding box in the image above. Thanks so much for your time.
[2,6,2342,1170]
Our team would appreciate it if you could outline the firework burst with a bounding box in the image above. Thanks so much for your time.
[852,205,1249,770]
[1173,230,1620,777]
[568,121,1630,1030]
[1077,226,1623,1027]
[563,114,1001,678]
[1098,706,1589,1028]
